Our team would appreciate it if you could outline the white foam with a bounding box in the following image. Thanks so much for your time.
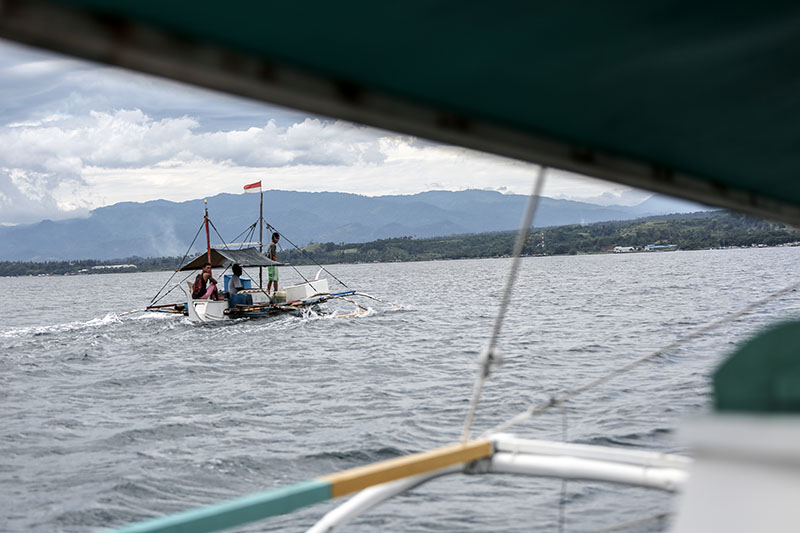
[1,311,133,338]
[303,304,376,320]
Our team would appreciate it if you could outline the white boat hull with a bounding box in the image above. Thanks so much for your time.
[184,283,229,323]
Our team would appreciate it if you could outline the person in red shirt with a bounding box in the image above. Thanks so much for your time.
[192,263,219,300]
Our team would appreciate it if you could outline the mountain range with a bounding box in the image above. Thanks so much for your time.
[0,190,709,261]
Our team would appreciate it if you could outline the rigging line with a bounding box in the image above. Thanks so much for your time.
[242,223,257,250]
[285,254,311,284]
[258,220,310,283]
[226,221,258,249]
[213,216,309,290]
[263,220,348,288]
[208,218,227,247]
[149,272,195,306]
[240,264,272,301]
[261,221,313,284]
[207,218,271,300]
[208,219,257,280]
[558,403,569,533]
[461,166,547,444]
[148,221,206,306]
[482,278,800,438]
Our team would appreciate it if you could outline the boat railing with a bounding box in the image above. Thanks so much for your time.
[107,434,690,533]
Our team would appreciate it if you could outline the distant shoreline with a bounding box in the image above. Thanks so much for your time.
[4,242,799,278]
[2,212,798,277]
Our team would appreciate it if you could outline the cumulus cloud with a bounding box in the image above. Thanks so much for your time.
[0,38,651,226]
[0,108,403,223]
[1,110,387,170]
[552,186,652,206]
[0,39,307,131]
[0,168,89,224]
[0,103,641,225]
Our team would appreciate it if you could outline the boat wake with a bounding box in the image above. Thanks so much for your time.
[0,313,124,339]
[0,310,173,339]
[303,305,377,320]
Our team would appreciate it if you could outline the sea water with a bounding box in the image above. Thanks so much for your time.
[2,247,799,532]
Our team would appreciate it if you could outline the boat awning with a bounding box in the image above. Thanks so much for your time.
[179,247,282,271]
[2,3,800,223]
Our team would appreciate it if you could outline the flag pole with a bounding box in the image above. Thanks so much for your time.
[259,187,263,289]
[204,199,211,275]
[243,180,264,288]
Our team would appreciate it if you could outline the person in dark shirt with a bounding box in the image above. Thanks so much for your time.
[192,263,219,300]
[267,232,280,295]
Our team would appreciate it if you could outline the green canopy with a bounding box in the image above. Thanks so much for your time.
[715,321,800,413]
[2,2,800,222]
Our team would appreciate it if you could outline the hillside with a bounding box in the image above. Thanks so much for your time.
[278,212,798,264]
[0,189,706,261]
[2,212,796,276]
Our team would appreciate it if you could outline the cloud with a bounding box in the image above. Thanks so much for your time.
[193,118,387,167]
[0,109,387,169]
[0,109,404,223]
[0,39,308,132]
[0,38,653,226]
[0,105,647,225]
[0,168,89,224]
[553,187,652,206]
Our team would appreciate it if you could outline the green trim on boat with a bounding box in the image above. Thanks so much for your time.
[4,3,800,223]
[715,321,800,413]
[108,479,331,533]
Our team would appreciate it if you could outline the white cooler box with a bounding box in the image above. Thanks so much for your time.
[284,279,329,302]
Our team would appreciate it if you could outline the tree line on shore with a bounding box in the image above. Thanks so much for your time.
[1,212,797,277]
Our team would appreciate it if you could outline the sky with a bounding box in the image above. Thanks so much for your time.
[0,39,653,226]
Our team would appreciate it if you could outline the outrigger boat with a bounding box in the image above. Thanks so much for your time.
[145,193,385,324]
[174,246,343,324]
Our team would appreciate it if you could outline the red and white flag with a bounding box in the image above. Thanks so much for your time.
[243,180,262,193]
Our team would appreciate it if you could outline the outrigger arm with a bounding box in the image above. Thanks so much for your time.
[108,434,689,533]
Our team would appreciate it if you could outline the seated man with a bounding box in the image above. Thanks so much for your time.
[228,263,252,307]
[192,263,219,300]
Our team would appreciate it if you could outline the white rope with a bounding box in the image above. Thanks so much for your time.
[461,166,547,443]
[482,278,800,438]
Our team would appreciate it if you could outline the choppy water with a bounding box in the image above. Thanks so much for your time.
[2,248,799,533]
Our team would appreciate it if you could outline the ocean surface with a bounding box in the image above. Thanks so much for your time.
[2,248,799,533]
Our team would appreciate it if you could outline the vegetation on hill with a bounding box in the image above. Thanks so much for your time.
[0,256,181,277]
[279,212,798,263]
[1,212,797,276]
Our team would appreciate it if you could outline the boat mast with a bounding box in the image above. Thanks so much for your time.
[204,199,211,274]
[259,187,263,289]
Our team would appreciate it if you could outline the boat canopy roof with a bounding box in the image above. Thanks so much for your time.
[179,247,282,272]
[2,3,800,223]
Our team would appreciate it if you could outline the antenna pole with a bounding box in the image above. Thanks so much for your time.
[204,199,211,275]
[259,188,263,289]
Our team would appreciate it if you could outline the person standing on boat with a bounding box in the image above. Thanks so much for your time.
[192,263,219,300]
[267,232,280,295]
